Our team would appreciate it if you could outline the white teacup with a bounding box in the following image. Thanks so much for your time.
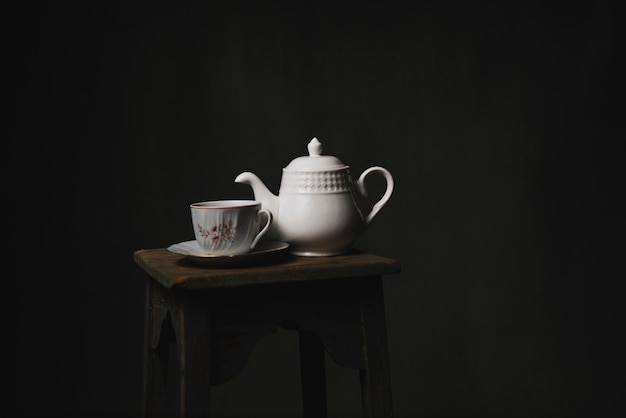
[190,200,272,255]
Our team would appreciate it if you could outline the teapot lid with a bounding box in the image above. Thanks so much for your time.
[284,138,348,171]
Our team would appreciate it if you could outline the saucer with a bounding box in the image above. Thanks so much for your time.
[167,240,289,266]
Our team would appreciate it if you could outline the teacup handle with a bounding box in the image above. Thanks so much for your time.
[355,166,394,228]
[250,209,273,249]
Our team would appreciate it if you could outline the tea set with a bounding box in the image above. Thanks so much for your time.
[168,137,394,264]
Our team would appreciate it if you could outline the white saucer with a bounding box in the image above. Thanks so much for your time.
[167,240,289,266]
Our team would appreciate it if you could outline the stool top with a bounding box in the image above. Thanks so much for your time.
[134,248,401,289]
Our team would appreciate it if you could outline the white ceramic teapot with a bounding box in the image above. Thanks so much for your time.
[235,137,393,256]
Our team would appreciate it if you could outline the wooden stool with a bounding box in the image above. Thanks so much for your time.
[134,248,400,417]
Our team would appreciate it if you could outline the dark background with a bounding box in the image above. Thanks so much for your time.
[13,1,624,417]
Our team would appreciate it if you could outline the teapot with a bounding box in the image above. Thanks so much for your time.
[235,137,393,256]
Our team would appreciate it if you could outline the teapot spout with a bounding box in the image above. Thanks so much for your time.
[235,172,279,220]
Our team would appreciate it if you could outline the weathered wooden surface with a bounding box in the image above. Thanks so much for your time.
[133,248,401,289]
[136,248,400,417]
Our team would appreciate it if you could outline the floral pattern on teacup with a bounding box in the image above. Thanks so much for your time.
[197,221,237,244]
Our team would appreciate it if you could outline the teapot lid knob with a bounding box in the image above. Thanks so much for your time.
[284,136,347,170]
[307,137,323,156]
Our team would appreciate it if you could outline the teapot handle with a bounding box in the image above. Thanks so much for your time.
[355,166,394,228]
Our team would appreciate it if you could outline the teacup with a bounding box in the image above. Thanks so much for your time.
[190,200,272,255]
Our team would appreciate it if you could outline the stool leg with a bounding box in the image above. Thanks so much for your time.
[359,276,393,418]
[143,342,170,417]
[142,279,171,418]
[171,295,211,418]
[299,330,328,418]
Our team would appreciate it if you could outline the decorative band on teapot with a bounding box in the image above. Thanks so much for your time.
[280,169,352,193]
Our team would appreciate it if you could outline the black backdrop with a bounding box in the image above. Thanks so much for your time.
[14,1,624,417]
